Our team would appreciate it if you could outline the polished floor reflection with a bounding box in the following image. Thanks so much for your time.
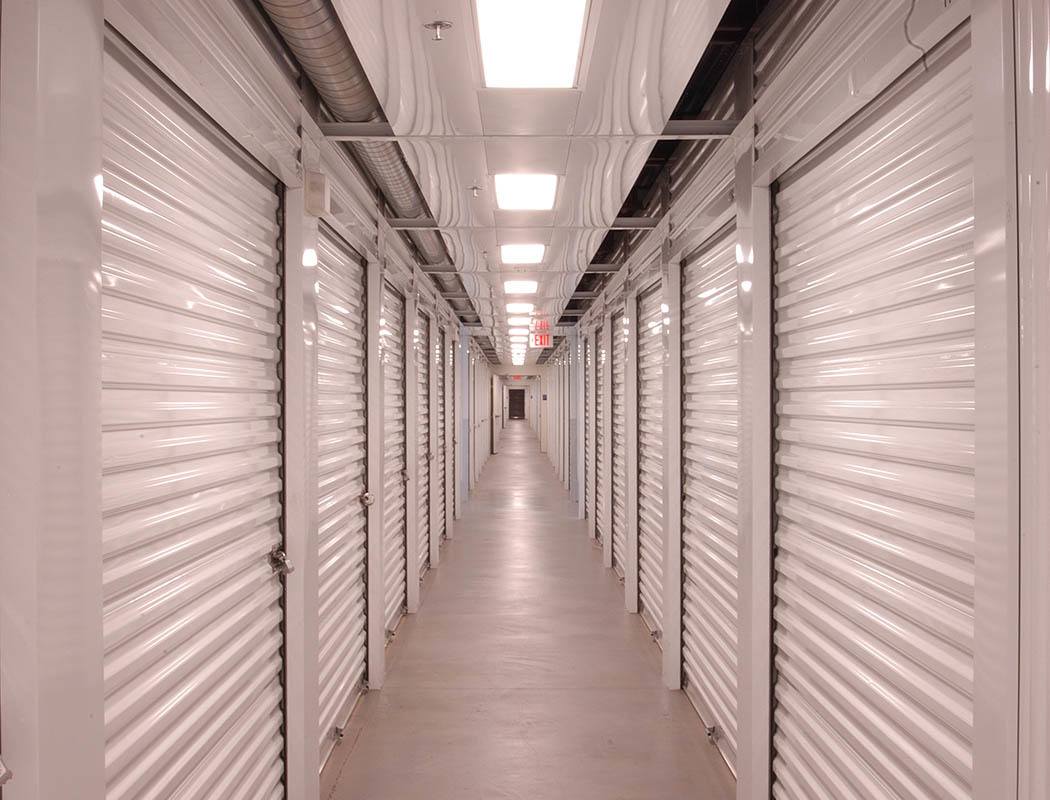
[323,420,735,800]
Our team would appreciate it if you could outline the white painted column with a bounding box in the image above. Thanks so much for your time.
[365,255,388,689]
[662,257,684,690]
[624,289,640,615]
[429,312,441,567]
[281,128,321,799]
[455,326,469,518]
[0,1,106,797]
[1017,1,1050,795]
[972,1,1020,797]
[445,322,457,534]
[601,313,614,569]
[586,329,598,539]
[736,136,773,800]
[405,291,420,613]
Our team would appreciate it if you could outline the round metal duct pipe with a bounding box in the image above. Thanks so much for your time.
[259,0,448,267]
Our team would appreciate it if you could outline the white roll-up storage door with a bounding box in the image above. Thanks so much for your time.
[416,311,431,577]
[681,222,740,771]
[611,310,628,578]
[436,328,447,542]
[315,223,368,766]
[381,283,408,636]
[636,282,666,638]
[101,35,286,800]
[584,335,593,521]
[771,29,975,799]
[594,327,607,546]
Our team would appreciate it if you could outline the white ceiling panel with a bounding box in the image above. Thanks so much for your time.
[330,0,729,360]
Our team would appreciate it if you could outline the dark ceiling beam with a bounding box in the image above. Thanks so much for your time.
[321,119,738,142]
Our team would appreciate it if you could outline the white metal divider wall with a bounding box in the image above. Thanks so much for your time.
[636,280,667,641]
[100,34,287,799]
[381,282,408,639]
[680,221,740,772]
[314,223,369,767]
[415,311,431,579]
[770,28,977,799]
[610,310,629,579]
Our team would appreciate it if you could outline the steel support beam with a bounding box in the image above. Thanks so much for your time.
[322,120,740,143]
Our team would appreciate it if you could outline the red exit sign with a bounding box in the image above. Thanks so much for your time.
[531,334,551,348]
[533,319,550,332]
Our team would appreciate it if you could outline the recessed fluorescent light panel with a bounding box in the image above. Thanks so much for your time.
[507,316,532,326]
[508,327,530,336]
[506,302,534,314]
[509,336,528,343]
[501,244,545,264]
[504,279,538,294]
[476,0,588,88]
[494,174,558,210]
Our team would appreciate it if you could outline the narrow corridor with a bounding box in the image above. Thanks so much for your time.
[322,420,735,800]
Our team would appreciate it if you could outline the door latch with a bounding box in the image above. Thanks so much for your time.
[268,546,295,576]
[0,754,12,787]
[360,491,375,507]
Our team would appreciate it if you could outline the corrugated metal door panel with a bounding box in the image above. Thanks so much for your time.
[315,222,367,767]
[100,37,285,800]
[584,336,593,520]
[681,222,740,771]
[416,311,431,577]
[611,311,628,578]
[436,328,447,541]
[594,327,607,545]
[636,283,666,637]
[771,30,975,800]
[381,283,408,636]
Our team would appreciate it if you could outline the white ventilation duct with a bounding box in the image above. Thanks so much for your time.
[259,0,477,320]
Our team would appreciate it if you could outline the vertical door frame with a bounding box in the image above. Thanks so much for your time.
[601,312,615,569]
[972,1,1021,796]
[662,257,684,689]
[1016,0,1050,794]
[282,124,321,798]
[456,326,469,517]
[446,322,458,533]
[405,288,420,613]
[624,288,641,614]
[0,1,106,795]
[587,328,598,539]
[428,312,441,566]
[364,255,388,690]
[577,329,586,514]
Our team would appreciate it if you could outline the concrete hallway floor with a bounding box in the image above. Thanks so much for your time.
[322,420,736,800]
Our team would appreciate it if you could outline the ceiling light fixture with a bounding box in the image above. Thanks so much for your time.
[476,0,587,88]
[508,327,530,336]
[500,243,545,264]
[494,174,558,210]
[507,316,531,326]
[509,335,528,343]
[506,302,534,314]
[504,279,538,294]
